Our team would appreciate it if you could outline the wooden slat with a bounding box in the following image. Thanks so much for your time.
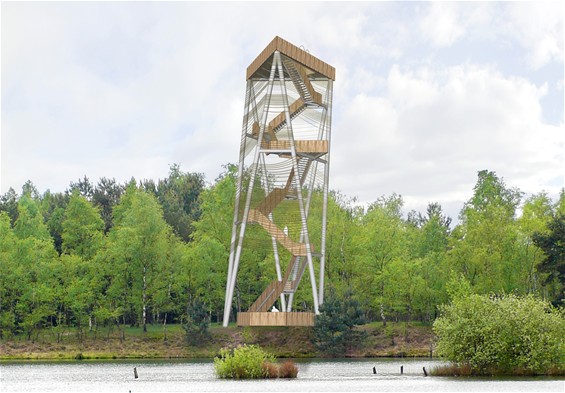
[248,209,308,256]
[256,188,286,215]
[262,140,328,154]
[247,36,335,81]
[268,98,305,132]
[256,168,294,215]
[237,312,315,326]
[247,255,300,313]
[251,98,306,142]
[248,280,284,312]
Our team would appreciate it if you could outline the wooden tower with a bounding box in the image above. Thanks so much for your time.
[223,36,335,327]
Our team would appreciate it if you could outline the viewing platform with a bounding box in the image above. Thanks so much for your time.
[237,311,315,326]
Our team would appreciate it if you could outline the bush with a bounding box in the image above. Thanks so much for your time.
[433,293,565,374]
[311,289,367,356]
[278,360,299,378]
[214,344,298,379]
[261,361,279,378]
[214,344,276,379]
[182,297,210,346]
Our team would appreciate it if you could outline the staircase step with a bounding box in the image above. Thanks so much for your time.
[248,209,308,256]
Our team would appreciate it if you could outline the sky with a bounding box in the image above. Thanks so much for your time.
[1,1,564,222]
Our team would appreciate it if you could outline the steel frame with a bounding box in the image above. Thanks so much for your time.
[223,37,334,326]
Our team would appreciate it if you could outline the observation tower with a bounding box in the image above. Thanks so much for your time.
[223,36,335,327]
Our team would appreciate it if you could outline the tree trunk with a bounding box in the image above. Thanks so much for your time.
[163,313,167,341]
[142,266,147,333]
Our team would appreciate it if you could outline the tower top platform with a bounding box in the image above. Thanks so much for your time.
[246,36,336,81]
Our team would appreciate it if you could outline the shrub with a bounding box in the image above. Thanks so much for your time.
[261,361,279,378]
[278,360,299,378]
[214,344,299,379]
[182,297,210,346]
[433,293,565,375]
[214,344,276,379]
[311,289,367,356]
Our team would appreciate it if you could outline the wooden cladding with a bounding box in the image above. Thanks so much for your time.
[262,140,328,154]
[237,311,315,326]
[247,36,335,81]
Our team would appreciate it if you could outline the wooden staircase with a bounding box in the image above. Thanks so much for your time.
[248,256,306,312]
[246,56,327,315]
[251,56,323,144]
[281,56,322,105]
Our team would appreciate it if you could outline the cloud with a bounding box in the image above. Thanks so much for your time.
[419,2,466,47]
[1,1,563,224]
[504,2,564,70]
[332,63,563,219]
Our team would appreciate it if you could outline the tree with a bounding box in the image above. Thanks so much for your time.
[69,176,94,200]
[532,213,565,305]
[62,191,104,260]
[9,196,59,341]
[0,212,18,338]
[189,165,236,321]
[462,170,522,221]
[13,193,51,241]
[105,185,173,332]
[143,164,205,242]
[92,177,124,233]
[448,170,525,294]
[307,190,361,295]
[352,193,407,323]
[182,296,210,345]
[40,190,69,255]
[311,289,366,356]
[0,188,19,226]
[516,192,555,294]
[434,293,565,374]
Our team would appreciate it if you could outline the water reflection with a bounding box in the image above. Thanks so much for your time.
[1,358,563,393]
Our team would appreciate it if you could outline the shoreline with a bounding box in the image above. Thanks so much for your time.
[0,322,434,361]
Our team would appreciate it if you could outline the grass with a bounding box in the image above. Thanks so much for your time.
[431,363,565,377]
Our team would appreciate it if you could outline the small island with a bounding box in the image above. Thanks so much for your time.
[214,344,298,379]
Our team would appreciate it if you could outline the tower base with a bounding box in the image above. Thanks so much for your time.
[237,312,314,327]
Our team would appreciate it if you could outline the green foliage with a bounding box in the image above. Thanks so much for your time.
[533,213,565,305]
[0,188,19,226]
[142,164,205,242]
[2,167,565,342]
[434,293,565,374]
[311,289,367,356]
[182,297,210,345]
[214,344,276,379]
[13,194,51,240]
[62,191,104,259]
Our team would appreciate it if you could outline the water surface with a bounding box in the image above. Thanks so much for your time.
[1,358,563,392]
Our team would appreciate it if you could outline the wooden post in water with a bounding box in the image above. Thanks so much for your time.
[423,367,428,377]
[400,365,403,375]
[134,367,138,379]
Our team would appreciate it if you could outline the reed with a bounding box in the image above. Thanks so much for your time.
[431,363,565,377]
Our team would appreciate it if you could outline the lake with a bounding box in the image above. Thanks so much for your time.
[1,358,563,393]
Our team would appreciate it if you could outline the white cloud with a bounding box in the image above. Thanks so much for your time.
[504,2,564,70]
[419,2,466,47]
[1,1,563,223]
[331,63,563,219]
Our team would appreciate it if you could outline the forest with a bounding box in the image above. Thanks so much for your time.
[0,164,564,342]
